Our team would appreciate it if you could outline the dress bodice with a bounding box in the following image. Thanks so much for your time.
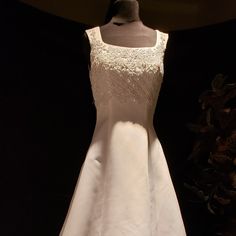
[85,26,168,124]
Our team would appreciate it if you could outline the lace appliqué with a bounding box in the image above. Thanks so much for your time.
[85,27,168,108]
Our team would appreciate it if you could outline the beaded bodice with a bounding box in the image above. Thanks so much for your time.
[85,26,168,121]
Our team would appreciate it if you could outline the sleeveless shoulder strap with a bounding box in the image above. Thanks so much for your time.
[159,31,169,52]
[85,27,98,49]
[156,31,169,75]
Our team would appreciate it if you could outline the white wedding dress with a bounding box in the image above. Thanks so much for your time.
[60,26,186,236]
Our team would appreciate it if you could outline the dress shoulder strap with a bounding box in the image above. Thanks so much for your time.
[85,27,98,49]
[158,31,169,51]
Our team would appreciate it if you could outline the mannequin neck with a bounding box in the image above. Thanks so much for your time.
[111,0,141,24]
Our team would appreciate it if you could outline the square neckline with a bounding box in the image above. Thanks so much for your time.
[97,26,159,49]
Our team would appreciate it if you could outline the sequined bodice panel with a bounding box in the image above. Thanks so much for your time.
[85,26,168,122]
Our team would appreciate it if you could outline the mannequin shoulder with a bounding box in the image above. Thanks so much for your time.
[82,32,91,58]
[82,32,91,48]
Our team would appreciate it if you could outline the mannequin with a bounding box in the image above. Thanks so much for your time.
[83,0,158,68]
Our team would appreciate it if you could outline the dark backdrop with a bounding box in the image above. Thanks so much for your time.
[1,2,235,236]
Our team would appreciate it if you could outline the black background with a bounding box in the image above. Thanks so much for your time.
[1,2,235,235]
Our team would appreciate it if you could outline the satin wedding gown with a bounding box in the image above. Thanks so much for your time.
[60,26,186,236]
